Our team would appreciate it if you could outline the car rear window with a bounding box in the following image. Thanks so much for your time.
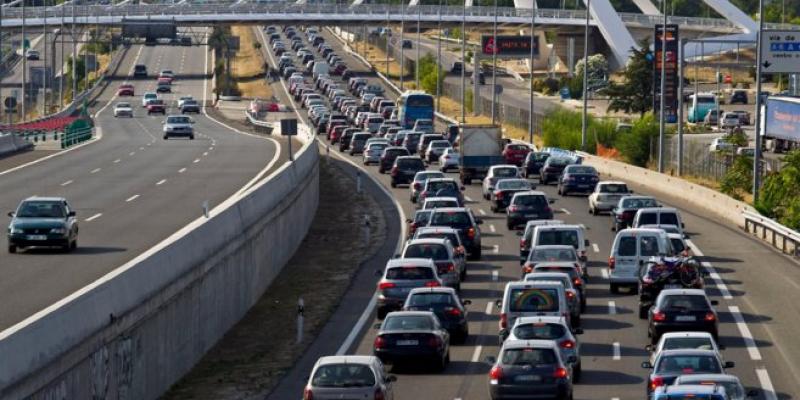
[508,144,528,151]
[661,295,710,311]
[312,364,376,387]
[397,159,424,169]
[508,288,559,312]
[537,230,579,248]
[427,180,458,192]
[425,200,458,209]
[601,184,628,193]
[639,212,658,225]
[526,275,571,288]
[404,244,449,260]
[663,337,715,351]
[512,323,567,340]
[655,355,721,374]
[497,180,530,190]
[386,266,434,280]
[513,195,547,208]
[623,198,658,208]
[640,236,661,256]
[407,293,455,307]
[660,213,680,226]
[530,248,577,262]
[501,348,557,365]
[417,232,459,247]
[495,168,517,177]
[429,211,471,228]
[568,166,596,174]
[617,236,637,256]
[383,315,433,330]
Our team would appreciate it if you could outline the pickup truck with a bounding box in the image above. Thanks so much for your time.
[457,124,505,185]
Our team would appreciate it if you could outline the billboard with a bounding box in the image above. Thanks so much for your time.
[653,24,679,124]
[481,35,539,57]
[121,19,176,40]
[765,97,800,141]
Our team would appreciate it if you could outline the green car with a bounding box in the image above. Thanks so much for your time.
[7,197,78,253]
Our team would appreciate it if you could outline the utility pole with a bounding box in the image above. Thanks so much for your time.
[385,11,389,77]
[528,2,536,144]
[658,0,668,173]
[436,0,442,111]
[400,3,405,90]
[580,0,590,150]
[72,0,77,101]
[753,0,766,201]
[22,0,27,122]
[461,0,465,125]
[490,0,497,124]
[44,0,48,115]
[416,4,420,89]
[60,2,64,108]
[0,0,4,116]
[677,40,684,175]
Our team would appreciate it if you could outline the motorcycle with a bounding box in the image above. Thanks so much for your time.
[638,256,705,319]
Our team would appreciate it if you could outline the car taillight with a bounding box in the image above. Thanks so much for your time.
[489,366,503,383]
[508,205,518,212]
[467,227,476,239]
[391,166,398,175]
[427,335,442,348]
[374,335,387,349]
[303,386,314,400]
[500,313,508,329]
[447,263,456,272]
[653,310,666,322]
[573,278,582,287]
[704,312,716,322]
[650,376,665,390]
[424,280,440,287]
[413,182,421,190]
[494,190,503,199]
[559,339,575,349]
[522,263,533,274]
[445,307,462,317]
[566,291,575,299]
[553,367,568,379]
[374,388,385,400]
[378,282,396,290]
[543,206,551,213]
[520,239,526,249]
[608,257,616,270]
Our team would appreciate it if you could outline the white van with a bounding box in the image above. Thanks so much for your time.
[497,281,571,338]
[531,224,590,272]
[312,62,329,80]
[632,207,685,237]
[607,228,674,293]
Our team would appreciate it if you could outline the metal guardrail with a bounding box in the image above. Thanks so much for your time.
[60,125,92,148]
[245,109,274,134]
[743,210,800,258]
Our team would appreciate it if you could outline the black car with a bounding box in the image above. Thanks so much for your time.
[156,82,171,93]
[487,340,574,400]
[557,165,599,196]
[428,207,482,260]
[373,311,450,370]
[338,128,359,152]
[403,287,470,343]
[402,39,413,49]
[539,157,571,184]
[490,178,534,212]
[7,196,79,253]
[506,191,553,230]
[610,195,659,231]
[647,289,719,344]
[379,146,411,174]
[450,61,463,74]
[133,64,148,78]
[522,151,550,178]
[729,90,748,104]
[390,156,426,187]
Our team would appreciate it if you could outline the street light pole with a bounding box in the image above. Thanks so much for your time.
[658,0,668,173]
[416,4,420,89]
[400,3,405,90]
[490,0,497,124]
[528,1,536,144]
[72,0,77,101]
[44,1,48,115]
[753,0,766,200]
[461,0,465,125]
[580,0,590,150]
[436,0,442,111]
[22,0,27,122]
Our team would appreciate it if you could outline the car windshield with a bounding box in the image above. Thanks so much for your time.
[385,266,434,280]
[513,195,547,207]
[501,348,557,366]
[167,116,191,124]
[497,180,530,190]
[601,184,628,193]
[537,230,579,248]
[661,295,710,311]
[663,337,715,351]
[383,315,434,330]
[407,293,455,307]
[512,323,567,340]
[116,103,130,108]
[530,248,577,262]
[656,355,722,374]
[404,244,449,260]
[429,211,471,229]
[17,201,66,218]
[509,288,559,312]
[311,364,376,388]
[494,168,517,177]
[622,198,658,208]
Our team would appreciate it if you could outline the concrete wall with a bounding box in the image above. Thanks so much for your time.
[580,152,755,228]
[0,137,320,400]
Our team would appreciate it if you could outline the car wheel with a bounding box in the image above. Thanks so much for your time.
[8,244,16,253]
[71,239,77,251]
[390,181,397,188]
[572,313,581,328]
[609,283,619,294]
[573,363,582,383]
[639,303,650,319]
[163,136,168,140]
[190,135,195,140]
[377,307,388,320]
[507,221,514,230]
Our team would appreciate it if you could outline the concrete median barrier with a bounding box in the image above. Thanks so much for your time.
[0,137,319,399]
[580,152,756,229]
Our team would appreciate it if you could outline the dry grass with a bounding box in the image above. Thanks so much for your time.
[231,26,273,99]
[352,40,407,78]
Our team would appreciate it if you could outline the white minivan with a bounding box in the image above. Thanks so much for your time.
[497,281,571,340]
[632,207,685,237]
[607,228,673,293]
[530,224,590,274]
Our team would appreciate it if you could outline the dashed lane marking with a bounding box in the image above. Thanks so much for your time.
[489,224,496,233]
[612,342,621,360]
[492,245,499,254]
[60,180,73,186]
[479,209,486,216]
[156,179,167,186]
[470,345,483,363]
[179,167,187,173]
[561,208,571,215]
[608,301,617,315]
[601,268,609,279]
[485,301,493,315]
[129,151,135,156]
[592,243,600,253]
[193,158,200,163]
[90,168,101,174]
[125,194,140,202]
[85,213,102,222]
[729,305,762,361]
[114,159,121,163]
[756,368,777,400]
[492,270,498,281]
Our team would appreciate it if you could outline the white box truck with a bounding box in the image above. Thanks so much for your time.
[457,124,505,185]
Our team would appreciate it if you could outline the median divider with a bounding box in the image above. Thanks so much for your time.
[0,129,319,399]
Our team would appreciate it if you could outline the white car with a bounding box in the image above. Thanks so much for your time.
[142,92,158,107]
[588,181,631,215]
[646,331,722,365]
[177,96,194,108]
[720,112,741,129]
[481,165,520,199]
[438,148,460,172]
[708,137,735,152]
[113,102,133,118]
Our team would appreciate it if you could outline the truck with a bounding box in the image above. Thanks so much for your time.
[763,96,800,153]
[457,124,506,185]
[312,62,329,80]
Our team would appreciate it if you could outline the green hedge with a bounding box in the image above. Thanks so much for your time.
[541,109,615,154]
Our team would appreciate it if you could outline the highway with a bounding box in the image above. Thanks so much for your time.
[266,25,800,400]
[0,38,291,331]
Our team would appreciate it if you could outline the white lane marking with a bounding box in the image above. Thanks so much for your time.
[612,398,621,400]
[756,368,777,400]
[478,209,486,216]
[179,167,187,173]
[464,195,473,202]
[125,194,140,202]
[85,213,102,222]
[114,159,121,163]
[147,142,152,146]
[156,179,167,186]
[202,152,208,156]
[60,180,73,186]
[193,158,200,163]
[728,305,762,361]
[336,294,376,355]
[602,268,609,279]
[90,168,101,174]
[471,345,483,363]
[489,224,496,233]
[686,240,732,300]
[485,301,493,315]
[208,146,214,151]
[612,342,621,360]
[492,270,499,281]
[592,243,600,253]
[492,245,499,254]
[608,301,617,315]
[129,151,135,156]
[139,146,144,151]
[561,208,571,215]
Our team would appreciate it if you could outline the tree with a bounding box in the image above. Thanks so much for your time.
[575,54,609,90]
[755,150,800,230]
[720,156,753,201]
[604,39,654,117]
[614,112,660,167]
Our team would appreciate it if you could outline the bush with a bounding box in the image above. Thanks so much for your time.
[541,109,615,153]
[755,150,800,230]
[614,113,661,167]
[720,156,753,201]
[417,54,442,95]
[465,89,474,114]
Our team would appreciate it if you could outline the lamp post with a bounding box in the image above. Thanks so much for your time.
[528,1,536,144]
[657,0,668,173]
[753,0,766,200]
[461,0,466,125]
[436,0,442,111]
[400,3,405,90]
[490,0,497,124]
[580,0,590,150]
[416,4,420,88]
[22,0,27,122]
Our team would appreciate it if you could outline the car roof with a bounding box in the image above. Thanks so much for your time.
[512,190,546,197]
[316,355,378,367]
[598,180,627,185]
[674,373,740,383]
[386,258,435,268]
[505,280,565,289]
[396,156,422,161]
[638,206,679,213]
[426,177,457,183]
[490,164,518,170]
[24,196,65,202]
[385,310,435,318]
[415,226,459,234]
[424,197,459,202]
[657,384,726,395]
[657,349,721,357]
[524,220,565,229]
[406,238,449,246]
[534,224,583,231]
[407,286,457,296]
[618,228,669,236]
[532,262,578,268]
[429,207,468,213]
[529,244,573,250]
[661,331,714,339]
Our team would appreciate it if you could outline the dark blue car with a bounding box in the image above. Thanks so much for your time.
[557,165,599,196]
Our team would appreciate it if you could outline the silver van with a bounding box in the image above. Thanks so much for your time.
[531,224,590,276]
[497,281,571,337]
[608,228,674,293]
[633,207,685,237]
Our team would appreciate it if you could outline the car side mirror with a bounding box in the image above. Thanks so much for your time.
[724,361,735,368]
[645,344,653,351]
[682,222,686,229]
[68,211,76,217]
[515,231,523,236]
[746,389,759,398]
[7,211,14,217]
[584,239,590,246]
[405,219,412,223]
[710,300,719,306]
[641,361,653,369]
[495,299,502,309]
[386,375,398,383]
[484,355,497,365]
[567,355,577,364]
[373,323,382,329]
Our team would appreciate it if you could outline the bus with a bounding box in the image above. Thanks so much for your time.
[397,91,435,129]
[687,93,718,123]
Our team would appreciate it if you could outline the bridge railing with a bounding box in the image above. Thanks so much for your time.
[743,210,800,259]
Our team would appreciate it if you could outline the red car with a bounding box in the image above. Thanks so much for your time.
[326,120,346,140]
[117,84,134,96]
[329,125,347,143]
[146,99,166,115]
[331,64,347,76]
[502,143,531,166]
[157,77,172,85]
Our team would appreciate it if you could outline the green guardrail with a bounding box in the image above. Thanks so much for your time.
[61,119,93,149]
